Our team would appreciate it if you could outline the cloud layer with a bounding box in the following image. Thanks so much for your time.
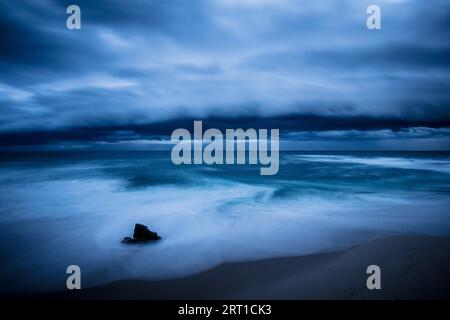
[0,0,449,149]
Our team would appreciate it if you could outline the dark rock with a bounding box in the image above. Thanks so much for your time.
[122,223,161,244]
[134,223,161,240]
[121,236,135,244]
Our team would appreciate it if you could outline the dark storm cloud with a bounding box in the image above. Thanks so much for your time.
[0,0,449,149]
[1,114,448,146]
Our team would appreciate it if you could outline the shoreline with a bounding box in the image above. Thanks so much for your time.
[47,235,450,299]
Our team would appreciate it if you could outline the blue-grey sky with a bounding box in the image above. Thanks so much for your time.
[0,0,449,150]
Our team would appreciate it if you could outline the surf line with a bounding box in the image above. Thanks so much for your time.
[171,120,279,175]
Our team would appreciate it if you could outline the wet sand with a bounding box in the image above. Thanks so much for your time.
[54,235,450,299]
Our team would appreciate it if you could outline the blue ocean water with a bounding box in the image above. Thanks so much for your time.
[0,151,449,294]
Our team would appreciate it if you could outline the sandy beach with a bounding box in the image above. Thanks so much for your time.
[52,235,450,300]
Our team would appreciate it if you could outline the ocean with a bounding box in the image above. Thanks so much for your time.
[0,151,449,294]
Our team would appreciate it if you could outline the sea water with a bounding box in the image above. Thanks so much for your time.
[0,151,449,294]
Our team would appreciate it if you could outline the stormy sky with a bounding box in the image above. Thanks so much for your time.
[0,0,449,150]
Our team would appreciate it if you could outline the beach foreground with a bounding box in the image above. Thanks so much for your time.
[54,235,450,299]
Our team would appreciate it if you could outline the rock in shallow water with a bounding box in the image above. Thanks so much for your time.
[122,223,161,244]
